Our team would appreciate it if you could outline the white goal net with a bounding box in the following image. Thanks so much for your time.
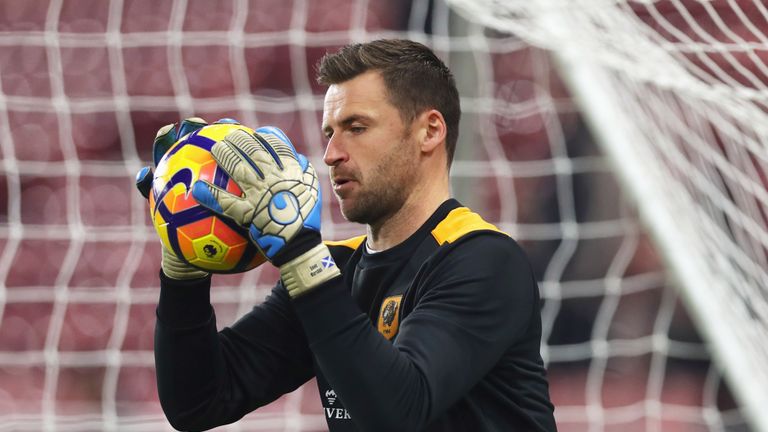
[446,1,768,431]
[0,0,759,431]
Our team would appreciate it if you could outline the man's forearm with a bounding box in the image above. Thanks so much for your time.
[155,274,316,431]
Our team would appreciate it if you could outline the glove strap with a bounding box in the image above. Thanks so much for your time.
[280,243,341,298]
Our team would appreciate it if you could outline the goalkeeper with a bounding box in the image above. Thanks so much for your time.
[138,39,556,431]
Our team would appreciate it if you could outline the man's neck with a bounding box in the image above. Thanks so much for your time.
[366,187,450,251]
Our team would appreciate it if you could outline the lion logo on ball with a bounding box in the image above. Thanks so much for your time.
[203,244,219,258]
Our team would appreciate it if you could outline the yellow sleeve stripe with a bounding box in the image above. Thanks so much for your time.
[431,207,506,245]
[324,235,366,250]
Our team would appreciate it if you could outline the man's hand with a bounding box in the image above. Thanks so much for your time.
[135,117,211,280]
[191,126,340,297]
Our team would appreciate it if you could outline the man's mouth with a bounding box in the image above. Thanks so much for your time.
[331,177,356,194]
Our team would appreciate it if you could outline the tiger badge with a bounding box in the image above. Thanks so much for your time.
[377,295,402,340]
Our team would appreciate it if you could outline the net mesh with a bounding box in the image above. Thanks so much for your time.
[0,0,754,430]
[446,1,768,430]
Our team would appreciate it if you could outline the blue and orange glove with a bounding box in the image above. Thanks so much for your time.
[135,117,211,280]
[191,126,340,298]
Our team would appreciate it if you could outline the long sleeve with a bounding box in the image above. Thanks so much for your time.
[291,234,552,431]
[154,272,315,431]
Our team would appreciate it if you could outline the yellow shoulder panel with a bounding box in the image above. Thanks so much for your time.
[431,207,506,245]
[324,234,366,250]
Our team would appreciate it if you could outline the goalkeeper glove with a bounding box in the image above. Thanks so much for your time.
[191,126,341,298]
[135,117,211,280]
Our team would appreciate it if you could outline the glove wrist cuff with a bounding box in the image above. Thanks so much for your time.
[279,243,340,298]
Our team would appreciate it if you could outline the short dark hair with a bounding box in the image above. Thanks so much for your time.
[316,39,461,167]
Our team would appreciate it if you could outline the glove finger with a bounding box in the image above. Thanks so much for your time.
[255,126,303,170]
[161,245,209,279]
[177,117,208,139]
[256,126,297,156]
[135,166,153,199]
[153,123,177,167]
[153,118,208,166]
[255,127,313,174]
[299,165,322,232]
[218,129,277,179]
[296,153,311,173]
[209,138,266,187]
[213,118,240,125]
[191,180,254,226]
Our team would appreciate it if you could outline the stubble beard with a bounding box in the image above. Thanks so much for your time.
[339,136,417,228]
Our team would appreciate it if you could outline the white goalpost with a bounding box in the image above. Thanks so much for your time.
[446,1,768,431]
[0,0,761,430]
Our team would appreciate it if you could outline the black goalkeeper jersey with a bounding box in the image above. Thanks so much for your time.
[154,199,557,431]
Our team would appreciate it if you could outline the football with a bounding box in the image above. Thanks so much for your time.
[149,122,266,273]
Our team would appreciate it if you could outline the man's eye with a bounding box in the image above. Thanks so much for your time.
[350,126,365,134]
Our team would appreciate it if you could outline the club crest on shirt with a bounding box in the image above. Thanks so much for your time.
[377,295,402,340]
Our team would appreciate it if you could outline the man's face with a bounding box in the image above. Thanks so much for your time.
[321,70,419,226]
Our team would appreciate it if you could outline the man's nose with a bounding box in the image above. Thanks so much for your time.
[323,135,348,167]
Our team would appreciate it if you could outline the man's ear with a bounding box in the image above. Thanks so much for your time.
[420,109,447,154]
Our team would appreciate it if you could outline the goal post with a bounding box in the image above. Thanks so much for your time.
[445,1,768,431]
[558,51,768,432]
